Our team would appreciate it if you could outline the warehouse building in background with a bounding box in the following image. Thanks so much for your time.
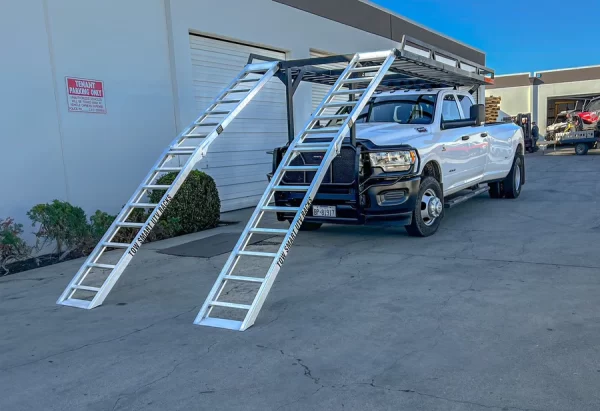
[486,65,600,133]
[1,0,486,241]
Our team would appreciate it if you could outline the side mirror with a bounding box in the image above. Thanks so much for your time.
[471,104,485,125]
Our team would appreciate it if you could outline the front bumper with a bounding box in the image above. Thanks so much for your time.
[274,175,421,226]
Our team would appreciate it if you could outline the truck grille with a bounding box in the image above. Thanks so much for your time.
[282,146,356,185]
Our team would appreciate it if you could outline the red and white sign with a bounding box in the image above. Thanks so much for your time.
[66,77,106,114]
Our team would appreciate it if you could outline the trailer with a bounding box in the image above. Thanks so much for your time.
[544,130,599,155]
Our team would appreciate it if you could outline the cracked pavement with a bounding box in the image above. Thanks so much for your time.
[2,150,600,410]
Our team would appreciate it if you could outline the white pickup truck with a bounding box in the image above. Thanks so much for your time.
[271,89,525,236]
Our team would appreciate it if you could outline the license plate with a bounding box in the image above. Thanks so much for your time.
[312,205,336,218]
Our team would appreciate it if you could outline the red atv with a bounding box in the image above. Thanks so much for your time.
[576,97,600,130]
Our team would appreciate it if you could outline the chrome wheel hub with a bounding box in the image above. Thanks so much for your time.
[515,163,521,191]
[421,189,442,226]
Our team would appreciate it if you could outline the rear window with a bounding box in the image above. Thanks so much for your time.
[363,94,437,124]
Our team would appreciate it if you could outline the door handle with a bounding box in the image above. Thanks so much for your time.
[461,135,470,141]
[480,132,488,137]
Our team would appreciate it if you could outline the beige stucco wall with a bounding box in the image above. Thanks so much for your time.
[485,86,532,120]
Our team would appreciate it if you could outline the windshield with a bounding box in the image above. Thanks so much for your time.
[586,99,600,112]
[357,94,437,125]
[555,115,567,124]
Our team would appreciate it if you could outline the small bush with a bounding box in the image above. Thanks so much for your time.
[0,218,31,275]
[27,200,90,260]
[109,209,183,245]
[149,170,220,235]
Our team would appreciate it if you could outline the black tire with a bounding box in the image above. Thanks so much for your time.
[575,143,589,155]
[502,154,523,199]
[488,182,503,199]
[405,176,444,237]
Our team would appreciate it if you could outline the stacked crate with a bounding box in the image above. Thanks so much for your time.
[485,96,501,122]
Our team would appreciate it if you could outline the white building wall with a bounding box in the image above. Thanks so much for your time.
[0,0,68,242]
[536,80,600,131]
[485,85,532,118]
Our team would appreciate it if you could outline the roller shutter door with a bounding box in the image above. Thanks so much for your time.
[189,34,287,211]
[310,50,347,114]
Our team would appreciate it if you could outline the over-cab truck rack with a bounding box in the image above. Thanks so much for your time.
[250,36,494,147]
[57,36,494,331]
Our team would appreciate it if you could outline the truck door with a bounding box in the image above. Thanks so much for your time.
[457,94,488,182]
[439,94,472,191]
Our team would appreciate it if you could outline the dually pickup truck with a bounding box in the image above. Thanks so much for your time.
[270,89,525,237]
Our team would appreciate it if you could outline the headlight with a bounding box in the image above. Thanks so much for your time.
[369,150,417,172]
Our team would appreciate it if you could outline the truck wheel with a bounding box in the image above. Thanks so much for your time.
[488,182,503,198]
[575,143,589,155]
[405,176,443,237]
[502,155,523,199]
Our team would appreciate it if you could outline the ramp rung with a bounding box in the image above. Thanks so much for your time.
[195,122,220,127]
[342,78,371,84]
[167,149,195,155]
[208,110,231,115]
[143,185,171,190]
[72,285,101,292]
[60,299,92,309]
[196,317,243,330]
[315,114,349,120]
[102,242,130,248]
[238,251,278,258]
[324,101,358,108]
[155,167,182,172]
[350,66,380,73]
[305,127,339,134]
[238,78,258,83]
[293,145,330,152]
[273,185,308,191]
[88,263,116,270]
[262,206,300,212]
[218,99,242,104]
[184,134,208,139]
[284,165,320,171]
[333,89,368,95]
[224,275,265,283]
[117,222,145,228]
[249,228,289,234]
[227,89,251,93]
[130,203,158,208]
[210,301,252,310]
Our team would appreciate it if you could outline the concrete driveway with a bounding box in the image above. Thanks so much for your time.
[2,149,600,411]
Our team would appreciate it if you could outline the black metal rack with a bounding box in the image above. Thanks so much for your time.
[248,35,495,142]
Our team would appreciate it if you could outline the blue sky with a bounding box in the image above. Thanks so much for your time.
[373,0,600,75]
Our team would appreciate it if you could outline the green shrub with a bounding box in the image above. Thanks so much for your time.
[89,210,115,241]
[109,209,182,245]
[27,200,90,260]
[0,218,31,275]
[149,170,220,235]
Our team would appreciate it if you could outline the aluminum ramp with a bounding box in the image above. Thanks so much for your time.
[194,50,398,331]
[57,61,280,309]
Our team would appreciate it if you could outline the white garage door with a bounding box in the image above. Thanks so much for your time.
[189,34,287,211]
